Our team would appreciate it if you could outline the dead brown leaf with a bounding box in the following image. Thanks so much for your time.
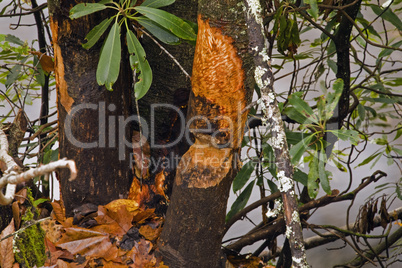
[0,219,15,268]
[139,224,162,241]
[93,205,134,236]
[51,200,66,223]
[30,51,54,73]
[56,227,120,262]
[132,208,155,225]
[41,219,63,244]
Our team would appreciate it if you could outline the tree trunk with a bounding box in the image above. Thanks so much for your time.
[158,0,254,267]
[135,0,197,213]
[48,0,133,215]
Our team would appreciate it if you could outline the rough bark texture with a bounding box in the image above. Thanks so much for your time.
[134,0,198,213]
[158,0,253,267]
[243,1,308,266]
[49,0,133,215]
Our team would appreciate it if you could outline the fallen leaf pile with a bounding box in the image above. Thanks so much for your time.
[0,192,167,268]
[41,199,167,267]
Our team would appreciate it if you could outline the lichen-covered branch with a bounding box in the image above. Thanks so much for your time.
[0,128,77,205]
[243,0,309,267]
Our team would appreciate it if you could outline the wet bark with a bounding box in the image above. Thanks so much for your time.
[49,0,133,215]
[158,0,254,267]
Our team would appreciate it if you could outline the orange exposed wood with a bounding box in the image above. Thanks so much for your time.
[50,18,74,114]
[177,16,248,188]
[191,15,248,149]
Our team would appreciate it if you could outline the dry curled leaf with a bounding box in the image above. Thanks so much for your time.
[0,219,15,268]
[30,51,54,73]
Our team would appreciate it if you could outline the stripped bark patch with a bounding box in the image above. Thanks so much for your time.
[50,18,74,114]
[190,15,247,149]
[178,15,249,188]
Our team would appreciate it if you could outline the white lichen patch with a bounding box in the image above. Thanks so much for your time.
[291,210,301,224]
[245,0,264,26]
[254,66,269,89]
[277,170,294,193]
[285,225,293,239]
[259,47,270,62]
[265,199,283,218]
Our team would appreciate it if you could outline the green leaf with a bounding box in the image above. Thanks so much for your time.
[262,143,276,177]
[289,134,315,165]
[294,169,308,186]
[69,3,107,19]
[34,57,46,87]
[134,6,196,40]
[33,198,49,207]
[136,17,180,45]
[324,78,344,120]
[141,0,175,8]
[305,0,319,20]
[83,17,113,50]
[96,21,121,91]
[233,161,256,192]
[5,64,22,88]
[288,94,318,123]
[329,129,360,145]
[378,40,402,58]
[4,34,24,46]
[357,151,381,167]
[394,125,402,141]
[396,182,402,200]
[126,30,152,99]
[226,181,255,222]
[308,156,319,199]
[318,150,331,195]
[371,5,402,31]
[357,103,366,121]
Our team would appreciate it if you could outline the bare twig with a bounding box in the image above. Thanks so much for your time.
[0,128,76,205]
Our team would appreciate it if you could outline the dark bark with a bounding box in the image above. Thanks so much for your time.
[49,0,133,215]
[158,0,253,266]
[326,0,362,158]
[135,0,197,213]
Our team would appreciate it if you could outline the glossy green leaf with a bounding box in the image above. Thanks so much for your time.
[308,156,319,199]
[134,6,196,40]
[96,21,121,91]
[318,150,331,195]
[233,161,256,192]
[136,17,180,45]
[329,129,360,145]
[69,3,107,19]
[141,0,175,8]
[371,5,402,31]
[226,181,255,222]
[83,17,113,50]
[126,30,152,99]
[289,134,315,165]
